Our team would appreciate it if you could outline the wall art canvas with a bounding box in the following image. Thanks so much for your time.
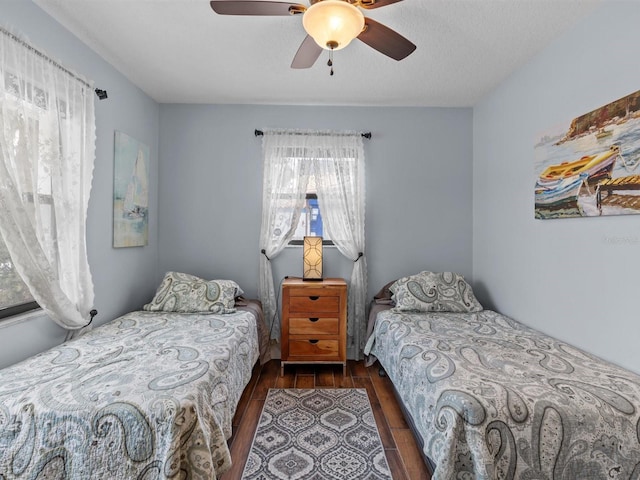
[113,131,149,247]
[534,89,640,219]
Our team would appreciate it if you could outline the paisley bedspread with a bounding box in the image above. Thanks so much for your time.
[0,309,260,479]
[365,309,640,479]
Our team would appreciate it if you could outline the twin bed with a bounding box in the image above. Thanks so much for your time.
[365,271,640,479]
[0,272,269,479]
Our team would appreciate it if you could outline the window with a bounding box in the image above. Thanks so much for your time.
[289,194,333,245]
[288,171,333,246]
[0,236,38,318]
[264,160,333,246]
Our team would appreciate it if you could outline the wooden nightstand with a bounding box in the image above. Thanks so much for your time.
[280,277,347,376]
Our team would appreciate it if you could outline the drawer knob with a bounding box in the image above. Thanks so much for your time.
[309,339,319,344]
[308,296,320,301]
[309,317,319,322]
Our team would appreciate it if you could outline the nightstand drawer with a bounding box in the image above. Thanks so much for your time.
[289,317,339,335]
[288,295,339,313]
[289,339,339,357]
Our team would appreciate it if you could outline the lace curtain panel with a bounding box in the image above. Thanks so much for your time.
[258,132,313,340]
[258,129,367,358]
[0,29,95,329]
[313,137,367,359]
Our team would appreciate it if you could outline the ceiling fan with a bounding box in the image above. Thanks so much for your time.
[209,0,416,71]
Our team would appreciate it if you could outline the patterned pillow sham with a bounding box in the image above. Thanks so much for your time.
[143,271,244,314]
[390,271,483,313]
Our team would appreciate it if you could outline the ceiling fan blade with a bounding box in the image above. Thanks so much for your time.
[291,35,323,69]
[358,0,404,9]
[358,17,416,61]
[210,1,305,16]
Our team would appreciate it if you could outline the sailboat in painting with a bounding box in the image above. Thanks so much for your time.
[123,148,148,219]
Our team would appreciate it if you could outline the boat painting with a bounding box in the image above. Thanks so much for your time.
[113,131,149,247]
[535,88,640,219]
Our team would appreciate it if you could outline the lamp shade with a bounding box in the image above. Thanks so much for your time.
[303,236,323,281]
[302,0,365,51]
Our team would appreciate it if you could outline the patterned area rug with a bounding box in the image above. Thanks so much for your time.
[241,388,392,480]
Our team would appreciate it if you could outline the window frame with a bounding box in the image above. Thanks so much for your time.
[0,301,40,319]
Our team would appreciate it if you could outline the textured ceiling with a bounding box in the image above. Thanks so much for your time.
[33,0,602,107]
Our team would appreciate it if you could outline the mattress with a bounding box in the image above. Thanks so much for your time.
[0,306,263,479]
[365,308,640,479]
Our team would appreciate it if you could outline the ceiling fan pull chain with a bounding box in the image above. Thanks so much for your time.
[328,48,334,76]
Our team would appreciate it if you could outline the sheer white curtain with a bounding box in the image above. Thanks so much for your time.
[0,29,95,329]
[259,129,367,358]
[259,130,312,340]
[313,133,367,359]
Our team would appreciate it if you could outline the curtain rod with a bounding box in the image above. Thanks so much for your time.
[255,129,371,139]
[1,26,92,90]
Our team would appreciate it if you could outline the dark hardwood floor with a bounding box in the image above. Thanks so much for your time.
[220,359,432,480]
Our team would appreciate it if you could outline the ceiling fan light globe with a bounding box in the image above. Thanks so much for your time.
[302,0,365,51]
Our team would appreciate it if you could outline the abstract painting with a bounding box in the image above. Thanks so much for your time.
[113,131,149,247]
[534,89,640,219]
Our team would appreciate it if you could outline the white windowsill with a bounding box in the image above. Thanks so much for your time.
[0,308,45,329]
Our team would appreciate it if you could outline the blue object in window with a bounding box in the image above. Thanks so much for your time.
[308,198,323,237]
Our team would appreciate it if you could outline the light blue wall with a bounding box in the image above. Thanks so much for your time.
[473,3,640,373]
[158,105,474,307]
[0,1,160,369]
